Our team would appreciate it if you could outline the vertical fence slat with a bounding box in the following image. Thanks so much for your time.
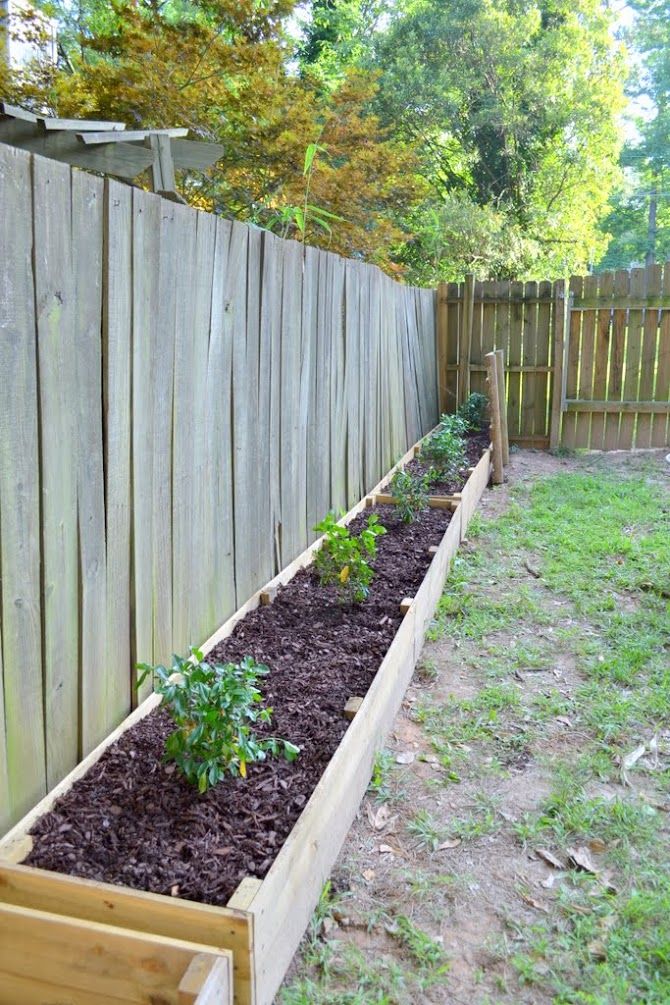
[521,280,538,440]
[171,205,198,651]
[279,239,306,566]
[0,146,44,822]
[204,219,235,632]
[72,172,107,749]
[534,281,552,440]
[329,254,348,514]
[190,211,217,646]
[303,244,323,538]
[589,270,613,451]
[259,231,282,567]
[507,281,524,439]
[229,221,254,604]
[637,265,662,448]
[652,265,670,447]
[244,227,264,588]
[445,282,460,415]
[152,201,177,664]
[104,179,133,726]
[574,274,597,448]
[34,156,79,788]
[619,267,645,449]
[131,189,160,702]
[479,284,496,401]
[562,275,583,450]
[344,260,362,507]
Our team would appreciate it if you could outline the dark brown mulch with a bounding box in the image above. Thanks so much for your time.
[26,505,453,907]
[404,430,490,495]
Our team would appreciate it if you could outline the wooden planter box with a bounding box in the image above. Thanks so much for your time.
[0,439,493,1005]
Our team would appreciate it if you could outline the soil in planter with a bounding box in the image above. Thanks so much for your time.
[25,505,454,907]
[404,429,490,496]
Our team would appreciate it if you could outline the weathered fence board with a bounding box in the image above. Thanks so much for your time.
[0,145,44,824]
[0,148,438,833]
[34,156,79,789]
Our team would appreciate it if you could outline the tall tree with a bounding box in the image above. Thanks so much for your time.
[369,0,626,279]
[598,0,670,269]
[4,0,423,271]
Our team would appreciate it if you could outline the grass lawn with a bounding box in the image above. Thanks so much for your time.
[280,449,670,1005]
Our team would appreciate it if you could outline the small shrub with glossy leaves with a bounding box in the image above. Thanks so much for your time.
[137,650,299,793]
[391,469,429,523]
[313,512,386,602]
[458,392,489,432]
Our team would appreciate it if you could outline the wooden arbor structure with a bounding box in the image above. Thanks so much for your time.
[0,101,223,200]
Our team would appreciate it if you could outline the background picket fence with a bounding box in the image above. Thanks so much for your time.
[438,269,670,450]
[0,145,437,832]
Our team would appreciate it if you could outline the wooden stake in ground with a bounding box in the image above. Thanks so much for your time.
[485,352,504,485]
[494,348,510,465]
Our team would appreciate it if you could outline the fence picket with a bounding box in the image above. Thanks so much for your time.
[637,265,662,448]
[590,270,613,451]
[652,265,670,447]
[0,146,44,821]
[574,274,598,448]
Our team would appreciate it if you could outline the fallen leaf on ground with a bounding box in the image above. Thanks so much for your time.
[556,716,573,728]
[362,869,375,882]
[535,848,564,870]
[588,837,607,853]
[524,560,542,579]
[567,845,598,874]
[540,874,557,889]
[587,939,607,960]
[621,742,646,786]
[379,843,396,855]
[436,838,461,851]
[519,891,549,913]
[366,802,394,831]
[395,750,415,765]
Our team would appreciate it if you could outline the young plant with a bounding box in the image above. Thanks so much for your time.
[390,469,429,523]
[313,512,386,603]
[137,650,299,793]
[420,414,467,481]
[458,391,489,432]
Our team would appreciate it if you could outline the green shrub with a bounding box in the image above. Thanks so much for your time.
[137,650,299,792]
[390,469,429,523]
[420,415,467,481]
[457,392,489,432]
[313,512,386,602]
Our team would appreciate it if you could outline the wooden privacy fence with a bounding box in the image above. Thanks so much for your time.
[437,268,670,450]
[0,145,438,834]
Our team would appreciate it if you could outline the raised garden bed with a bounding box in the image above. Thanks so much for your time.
[0,433,494,1005]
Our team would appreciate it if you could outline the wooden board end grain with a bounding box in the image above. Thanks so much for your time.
[400,597,414,615]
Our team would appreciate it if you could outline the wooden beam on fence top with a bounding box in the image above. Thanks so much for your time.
[171,138,225,170]
[549,279,568,450]
[564,400,670,414]
[0,102,38,122]
[39,116,126,132]
[485,352,504,484]
[79,128,188,144]
[494,348,509,465]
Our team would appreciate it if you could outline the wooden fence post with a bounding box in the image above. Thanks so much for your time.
[549,279,567,450]
[485,352,504,484]
[436,281,449,415]
[494,348,509,465]
[458,274,475,408]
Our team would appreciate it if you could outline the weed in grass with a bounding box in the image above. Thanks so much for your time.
[407,809,445,850]
[368,749,396,801]
[390,914,448,971]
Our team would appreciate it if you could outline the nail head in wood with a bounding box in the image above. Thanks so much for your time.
[344,696,364,721]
